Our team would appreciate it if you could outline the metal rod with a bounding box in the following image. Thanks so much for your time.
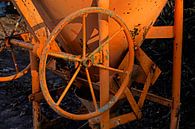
[56,65,81,106]
[9,39,34,50]
[85,68,98,111]
[48,51,82,62]
[10,48,19,73]
[170,0,183,129]
[131,88,172,107]
[82,14,87,58]
[93,64,126,74]
[88,27,123,58]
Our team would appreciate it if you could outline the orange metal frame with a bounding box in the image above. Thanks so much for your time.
[0,0,183,129]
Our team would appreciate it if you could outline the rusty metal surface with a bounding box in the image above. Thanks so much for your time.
[0,0,183,129]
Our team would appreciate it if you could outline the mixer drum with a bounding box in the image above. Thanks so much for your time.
[36,0,168,121]
[35,0,167,67]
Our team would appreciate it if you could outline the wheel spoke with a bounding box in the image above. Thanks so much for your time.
[56,64,81,106]
[93,64,126,74]
[85,68,98,111]
[48,51,82,62]
[88,27,124,58]
[82,14,87,58]
[10,48,19,73]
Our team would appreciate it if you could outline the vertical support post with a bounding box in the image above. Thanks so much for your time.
[11,1,58,129]
[98,1,110,129]
[170,0,183,129]
[30,52,41,129]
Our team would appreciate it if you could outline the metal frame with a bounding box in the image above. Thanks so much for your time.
[98,1,110,128]
[0,0,183,129]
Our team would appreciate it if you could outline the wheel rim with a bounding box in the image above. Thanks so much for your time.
[39,7,135,120]
[0,18,30,82]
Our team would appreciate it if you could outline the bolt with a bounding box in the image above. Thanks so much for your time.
[134,46,138,50]
[83,59,92,68]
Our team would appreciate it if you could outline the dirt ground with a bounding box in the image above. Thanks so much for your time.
[0,1,195,129]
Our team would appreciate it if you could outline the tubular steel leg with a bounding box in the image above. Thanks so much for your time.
[30,52,41,129]
[98,0,110,129]
[170,0,183,129]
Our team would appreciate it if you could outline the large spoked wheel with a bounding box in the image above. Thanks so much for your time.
[39,7,134,120]
[0,17,30,82]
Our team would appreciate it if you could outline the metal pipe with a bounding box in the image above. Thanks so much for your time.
[9,39,34,50]
[170,0,183,128]
[98,0,110,129]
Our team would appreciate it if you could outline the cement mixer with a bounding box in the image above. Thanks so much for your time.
[0,0,183,129]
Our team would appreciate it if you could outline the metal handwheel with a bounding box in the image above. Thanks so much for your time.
[0,17,30,82]
[39,7,135,120]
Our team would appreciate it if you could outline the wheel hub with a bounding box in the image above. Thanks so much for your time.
[82,58,92,68]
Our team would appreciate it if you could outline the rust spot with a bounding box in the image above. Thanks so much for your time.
[130,26,140,39]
